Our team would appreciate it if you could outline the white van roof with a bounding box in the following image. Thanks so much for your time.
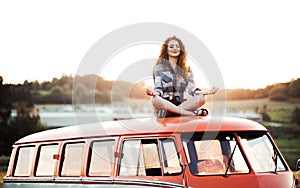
[15,116,267,145]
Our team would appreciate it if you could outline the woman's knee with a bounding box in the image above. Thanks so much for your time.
[195,94,206,106]
[151,96,159,104]
[151,96,163,108]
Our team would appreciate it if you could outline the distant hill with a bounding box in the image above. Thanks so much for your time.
[4,75,300,105]
[7,74,148,105]
[225,78,300,101]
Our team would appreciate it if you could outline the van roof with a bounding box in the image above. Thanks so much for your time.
[15,116,267,145]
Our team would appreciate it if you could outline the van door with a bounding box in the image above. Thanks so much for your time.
[115,137,183,187]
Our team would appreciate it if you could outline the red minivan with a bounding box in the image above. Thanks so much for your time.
[4,116,297,187]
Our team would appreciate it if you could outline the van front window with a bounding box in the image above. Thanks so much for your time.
[238,132,287,173]
[182,132,249,176]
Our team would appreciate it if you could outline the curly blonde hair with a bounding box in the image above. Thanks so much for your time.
[155,36,189,76]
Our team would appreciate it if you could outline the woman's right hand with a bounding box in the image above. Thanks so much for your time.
[146,88,160,96]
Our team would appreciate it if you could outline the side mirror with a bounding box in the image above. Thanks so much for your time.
[295,159,300,185]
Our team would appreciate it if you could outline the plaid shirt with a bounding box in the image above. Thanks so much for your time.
[153,63,198,100]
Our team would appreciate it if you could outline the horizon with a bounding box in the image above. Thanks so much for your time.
[1,73,298,91]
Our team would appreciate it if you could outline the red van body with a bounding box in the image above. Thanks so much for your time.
[4,116,295,188]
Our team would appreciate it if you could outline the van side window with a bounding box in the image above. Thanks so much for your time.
[88,140,115,176]
[14,146,35,176]
[119,139,160,176]
[160,138,181,175]
[119,138,181,176]
[61,142,85,176]
[36,144,59,176]
[182,132,249,176]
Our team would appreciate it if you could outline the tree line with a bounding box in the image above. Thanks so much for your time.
[0,77,46,156]
[7,75,300,104]
[10,74,148,105]
[225,78,300,101]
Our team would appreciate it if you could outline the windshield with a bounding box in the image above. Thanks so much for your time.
[238,132,287,173]
[182,132,249,176]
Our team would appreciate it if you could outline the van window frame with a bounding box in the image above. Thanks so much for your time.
[86,138,116,177]
[118,136,182,177]
[35,143,60,177]
[159,137,182,176]
[238,132,288,173]
[13,145,36,177]
[181,132,250,176]
[59,141,86,177]
[6,147,16,177]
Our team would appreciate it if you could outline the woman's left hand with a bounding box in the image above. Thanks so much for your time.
[195,87,219,95]
[207,87,219,95]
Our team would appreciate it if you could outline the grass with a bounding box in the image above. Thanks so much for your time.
[221,98,298,111]
[275,139,300,170]
[0,171,5,187]
[268,109,294,123]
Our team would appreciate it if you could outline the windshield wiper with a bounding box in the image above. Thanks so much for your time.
[272,146,278,174]
[224,143,237,177]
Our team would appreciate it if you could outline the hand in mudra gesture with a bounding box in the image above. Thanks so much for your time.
[194,87,219,96]
[146,88,160,96]
[207,87,219,95]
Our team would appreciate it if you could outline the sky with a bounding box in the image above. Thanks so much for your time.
[0,0,299,89]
